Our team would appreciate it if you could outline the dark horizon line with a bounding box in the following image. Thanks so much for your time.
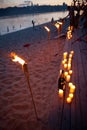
[0,4,68,17]
[0,3,68,9]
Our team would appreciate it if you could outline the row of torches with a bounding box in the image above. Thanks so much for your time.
[44,21,63,38]
[59,50,76,103]
[44,22,73,41]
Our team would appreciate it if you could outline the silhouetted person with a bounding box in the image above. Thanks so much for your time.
[58,70,66,90]
[51,17,54,24]
[7,26,9,32]
[32,20,35,29]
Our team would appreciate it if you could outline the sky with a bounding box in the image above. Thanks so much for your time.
[0,0,71,8]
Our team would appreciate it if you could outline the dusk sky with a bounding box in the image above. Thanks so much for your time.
[0,0,71,8]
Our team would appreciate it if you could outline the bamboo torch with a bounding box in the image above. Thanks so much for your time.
[10,52,38,120]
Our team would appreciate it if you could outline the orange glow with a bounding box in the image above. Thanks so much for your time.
[64,63,67,69]
[67,26,73,40]
[58,89,63,97]
[70,50,74,55]
[70,85,76,93]
[68,82,73,87]
[60,69,62,74]
[67,31,72,39]
[63,52,68,59]
[64,71,68,77]
[57,21,63,25]
[54,23,60,29]
[67,63,71,70]
[44,26,50,32]
[66,97,72,103]
[69,93,74,99]
[68,26,73,31]
[66,75,70,82]
[62,59,67,65]
[10,52,25,65]
[68,58,72,64]
[69,70,73,75]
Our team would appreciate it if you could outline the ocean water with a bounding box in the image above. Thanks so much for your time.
[0,11,68,35]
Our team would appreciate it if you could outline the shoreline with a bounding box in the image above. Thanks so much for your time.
[0,16,69,37]
[0,10,68,19]
[0,11,69,36]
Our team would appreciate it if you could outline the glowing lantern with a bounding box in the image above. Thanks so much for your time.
[60,69,62,74]
[70,26,73,31]
[64,71,68,77]
[70,85,76,93]
[68,63,71,70]
[62,60,65,65]
[70,51,74,55]
[58,89,63,97]
[69,70,73,75]
[69,93,74,99]
[64,63,67,69]
[68,58,72,64]
[67,26,73,40]
[63,52,68,59]
[64,59,67,63]
[66,97,72,103]
[68,26,71,30]
[62,59,67,65]
[69,54,73,58]
[66,75,70,82]
[68,82,73,87]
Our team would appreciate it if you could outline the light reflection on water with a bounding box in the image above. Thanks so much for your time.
[0,11,68,35]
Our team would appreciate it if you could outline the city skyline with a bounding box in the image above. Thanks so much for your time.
[0,0,71,8]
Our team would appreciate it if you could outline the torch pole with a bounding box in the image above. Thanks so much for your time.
[48,32,52,62]
[23,63,38,120]
[48,31,50,40]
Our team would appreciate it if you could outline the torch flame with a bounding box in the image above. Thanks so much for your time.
[55,23,60,29]
[57,21,63,25]
[10,52,25,65]
[44,26,50,32]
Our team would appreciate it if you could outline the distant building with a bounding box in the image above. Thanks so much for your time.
[18,0,33,7]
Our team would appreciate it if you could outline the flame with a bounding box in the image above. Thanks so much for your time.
[55,23,60,29]
[67,26,73,40]
[44,26,50,32]
[10,52,25,65]
[57,21,63,25]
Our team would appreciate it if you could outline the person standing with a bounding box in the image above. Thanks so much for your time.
[58,70,66,90]
[32,20,35,29]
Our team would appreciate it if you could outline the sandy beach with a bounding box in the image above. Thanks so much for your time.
[0,19,70,130]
